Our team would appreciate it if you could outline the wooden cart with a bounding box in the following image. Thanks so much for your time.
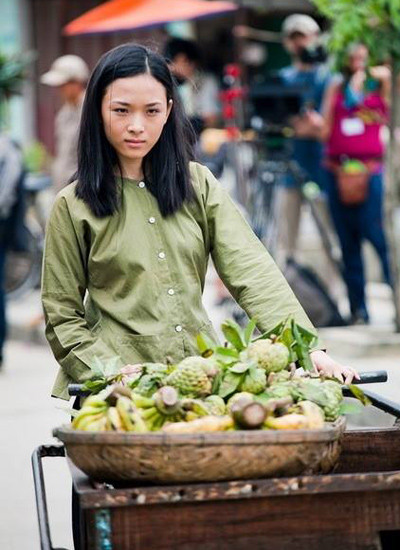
[32,387,400,550]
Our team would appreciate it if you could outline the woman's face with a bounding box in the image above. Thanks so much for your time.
[348,45,368,73]
[101,73,172,166]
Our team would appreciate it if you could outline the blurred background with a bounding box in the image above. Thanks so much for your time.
[2,1,400,548]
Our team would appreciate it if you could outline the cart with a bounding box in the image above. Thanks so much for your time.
[32,376,400,550]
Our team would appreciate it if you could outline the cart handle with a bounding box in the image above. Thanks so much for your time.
[353,370,388,384]
[31,445,69,550]
[343,387,400,418]
[67,370,388,398]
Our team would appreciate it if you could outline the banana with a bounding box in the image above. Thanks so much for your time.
[130,410,149,433]
[141,406,159,421]
[150,413,165,431]
[73,412,107,431]
[294,401,325,429]
[107,406,124,431]
[185,411,199,422]
[162,415,234,434]
[116,397,137,431]
[264,413,310,430]
[131,393,154,409]
[72,411,106,430]
[182,398,210,417]
[82,395,109,409]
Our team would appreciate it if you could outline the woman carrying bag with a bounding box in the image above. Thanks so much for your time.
[318,43,391,324]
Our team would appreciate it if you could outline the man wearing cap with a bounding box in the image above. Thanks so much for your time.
[277,14,331,264]
[41,55,89,191]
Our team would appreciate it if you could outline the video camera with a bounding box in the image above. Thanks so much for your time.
[248,77,307,136]
[298,44,328,65]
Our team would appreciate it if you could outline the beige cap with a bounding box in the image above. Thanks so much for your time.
[41,55,89,86]
[282,14,320,37]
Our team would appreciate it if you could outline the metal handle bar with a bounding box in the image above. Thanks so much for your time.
[68,370,388,398]
[31,445,69,550]
[353,370,388,384]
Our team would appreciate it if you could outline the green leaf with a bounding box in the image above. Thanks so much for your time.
[292,320,314,372]
[346,385,372,406]
[244,319,257,346]
[256,319,285,341]
[103,357,121,377]
[81,379,108,394]
[215,346,240,358]
[229,362,251,374]
[211,369,223,394]
[295,324,318,348]
[218,371,242,398]
[197,332,216,357]
[339,401,365,415]
[91,357,107,378]
[221,320,245,351]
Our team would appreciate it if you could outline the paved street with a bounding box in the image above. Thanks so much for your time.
[0,341,73,550]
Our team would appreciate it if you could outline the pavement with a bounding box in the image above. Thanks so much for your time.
[1,266,400,549]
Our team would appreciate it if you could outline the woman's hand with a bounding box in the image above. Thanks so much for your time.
[369,65,391,82]
[120,364,143,377]
[310,350,360,385]
[349,69,366,93]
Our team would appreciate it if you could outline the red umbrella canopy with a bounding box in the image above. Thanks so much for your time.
[64,0,238,35]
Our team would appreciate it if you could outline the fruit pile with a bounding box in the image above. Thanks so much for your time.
[71,317,366,433]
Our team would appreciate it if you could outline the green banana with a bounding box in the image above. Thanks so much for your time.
[116,397,137,431]
[73,412,107,431]
[131,393,154,409]
[107,406,124,431]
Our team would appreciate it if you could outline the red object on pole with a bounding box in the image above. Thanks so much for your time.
[64,0,238,35]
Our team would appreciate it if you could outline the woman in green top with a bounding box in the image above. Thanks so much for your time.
[42,43,358,401]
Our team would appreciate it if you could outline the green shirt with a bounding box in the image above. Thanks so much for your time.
[42,162,319,400]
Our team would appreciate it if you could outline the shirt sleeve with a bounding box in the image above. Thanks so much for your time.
[197,164,321,344]
[41,193,123,383]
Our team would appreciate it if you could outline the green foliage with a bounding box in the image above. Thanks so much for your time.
[312,0,400,68]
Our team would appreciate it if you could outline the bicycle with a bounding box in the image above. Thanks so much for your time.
[5,173,50,301]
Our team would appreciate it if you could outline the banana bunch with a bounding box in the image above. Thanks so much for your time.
[131,386,184,430]
[72,386,148,433]
[71,395,111,431]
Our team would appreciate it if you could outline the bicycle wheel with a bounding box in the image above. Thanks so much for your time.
[5,227,42,301]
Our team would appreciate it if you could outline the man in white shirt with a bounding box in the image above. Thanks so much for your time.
[41,55,89,191]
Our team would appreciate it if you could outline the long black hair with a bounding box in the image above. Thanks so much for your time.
[75,43,195,217]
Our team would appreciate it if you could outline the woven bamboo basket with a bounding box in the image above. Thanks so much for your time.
[54,417,345,484]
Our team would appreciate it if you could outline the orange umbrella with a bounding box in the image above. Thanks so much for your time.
[64,0,238,35]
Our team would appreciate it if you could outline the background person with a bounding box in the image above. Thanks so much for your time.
[41,54,89,192]
[164,37,220,135]
[319,43,391,324]
[276,14,332,265]
[0,133,26,370]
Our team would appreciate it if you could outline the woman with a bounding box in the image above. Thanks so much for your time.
[320,43,391,324]
[42,43,357,403]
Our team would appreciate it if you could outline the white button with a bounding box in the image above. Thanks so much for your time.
[175,325,182,332]
[148,217,156,224]
[168,288,175,296]
[138,181,145,188]
[158,252,166,259]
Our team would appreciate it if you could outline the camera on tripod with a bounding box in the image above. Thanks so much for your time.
[248,78,306,139]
